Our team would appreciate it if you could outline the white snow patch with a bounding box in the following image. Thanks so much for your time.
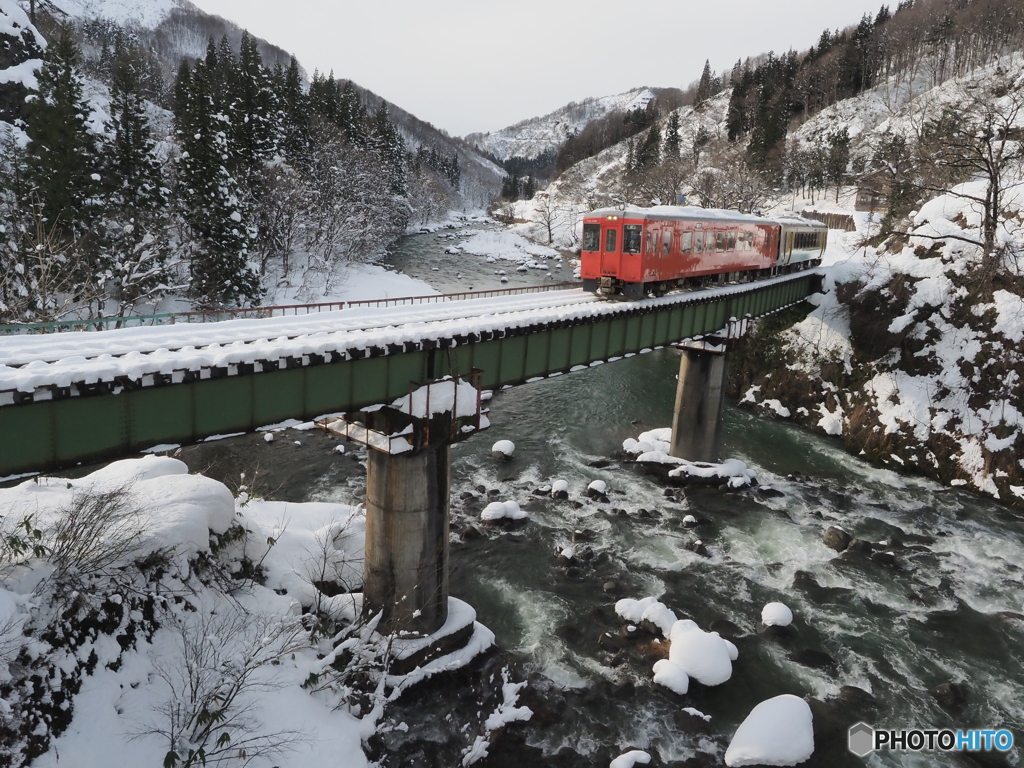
[725,694,814,767]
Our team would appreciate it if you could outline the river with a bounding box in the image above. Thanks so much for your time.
[177,226,1024,767]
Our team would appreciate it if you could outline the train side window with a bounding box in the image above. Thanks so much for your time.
[682,231,692,253]
[646,230,656,254]
[605,229,617,252]
[748,232,755,249]
[663,231,672,254]
[716,232,725,252]
[623,225,642,253]
[583,224,600,251]
[728,233,737,251]
[694,231,704,252]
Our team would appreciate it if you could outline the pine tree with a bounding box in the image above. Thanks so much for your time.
[636,125,661,168]
[23,26,104,270]
[175,59,261,308]
[500,173,518,200]
[104,43,174,310]
[523,174,537,199]
[308,70,339,123]
[338,80,366,145]
[695,59,714,108]
[279,56,310,163]
[663,111,681,160]
[371,102,406,195]
[233,31,278,169]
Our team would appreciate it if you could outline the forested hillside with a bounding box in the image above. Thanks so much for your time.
[495,0,1024,505]
[0,0,500,323]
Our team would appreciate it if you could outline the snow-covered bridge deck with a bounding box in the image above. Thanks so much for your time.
[0,271,822,475]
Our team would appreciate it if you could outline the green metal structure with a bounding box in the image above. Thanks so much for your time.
[0,274,819,476]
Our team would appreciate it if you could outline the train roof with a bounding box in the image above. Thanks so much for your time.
[585,205,827,229]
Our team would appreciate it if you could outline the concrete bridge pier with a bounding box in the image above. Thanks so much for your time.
[670,340,728,463]
[363,444,451,636]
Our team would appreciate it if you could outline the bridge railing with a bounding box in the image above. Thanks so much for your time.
[0,282,580,336]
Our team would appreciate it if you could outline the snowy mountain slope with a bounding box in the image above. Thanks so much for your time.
[465,87,657,162]
[354,86,504,210]
[41,0,185,28]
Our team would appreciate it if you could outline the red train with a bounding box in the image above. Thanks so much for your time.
[580,206,826,298]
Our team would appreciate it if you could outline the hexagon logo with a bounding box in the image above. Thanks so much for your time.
[848,722,875,757]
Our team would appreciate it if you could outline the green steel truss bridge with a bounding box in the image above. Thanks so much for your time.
[0,273,821,477]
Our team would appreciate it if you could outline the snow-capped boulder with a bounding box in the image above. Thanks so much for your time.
[724,694,814,766]
[481,500,528,522]
[762,602,794,627]
[491,440,515,459]
[652,659,690,694]
[668,619,734,686]
[610,750,651,768]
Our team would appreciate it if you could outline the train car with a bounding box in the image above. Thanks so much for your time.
[580,206,825,298]
[774,212,828,268]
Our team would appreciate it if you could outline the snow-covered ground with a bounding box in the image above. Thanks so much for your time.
[0,455,495,767]
[741,168,1024,502]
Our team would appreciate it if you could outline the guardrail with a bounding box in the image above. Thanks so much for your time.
[0,282,581,336]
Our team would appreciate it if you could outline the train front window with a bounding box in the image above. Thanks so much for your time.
[605,229,617,252]
[623,225,642,254]
[583,224,600,251]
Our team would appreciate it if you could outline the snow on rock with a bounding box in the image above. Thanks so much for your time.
[761,602,794,627]
[587,479,607,495]
[456,229,560,263]
[652,659,690,695]
[723,638,739,661]
[461,667,532,766]
[762,399,792,418]
[551,479,569,495]
[622,427,757,487]
[615,596,677,636]
[609,749,652,768]
[725,694,814,767]
[668,619,734,686]
[491,439,516,458]
[481,500,527,522]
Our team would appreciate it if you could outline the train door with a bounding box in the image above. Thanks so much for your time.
[781,231,794,265]
[600,222,620,276]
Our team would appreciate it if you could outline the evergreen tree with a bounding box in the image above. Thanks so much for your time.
[104,43,174,309]
[825,127,851,202]
[500,173,519,200]
[232,31,278,168]
[663,111,681,160]
[522,174,536,199]
[338,79,366,144]
[175,59,261,307]
[23,26,104,268]
[279,56,310,162]
[694,59,714,107]
[635,125,661,168]
[371,102,406,195]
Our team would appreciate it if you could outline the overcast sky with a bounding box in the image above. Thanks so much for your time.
[190,0,888,137]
